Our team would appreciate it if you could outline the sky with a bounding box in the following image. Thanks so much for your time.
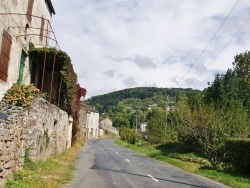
[50,0,250,99]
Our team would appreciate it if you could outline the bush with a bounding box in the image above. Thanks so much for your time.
[2,84,44,108]
[224,138,250,173]
[120,127,140,144]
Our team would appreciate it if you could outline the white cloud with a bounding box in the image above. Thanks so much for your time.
[51,0,250,98]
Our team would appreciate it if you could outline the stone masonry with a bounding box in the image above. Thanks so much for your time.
[0,97,72,180]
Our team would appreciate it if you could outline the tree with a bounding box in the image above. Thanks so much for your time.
[113,116,130,128]
[175,92,249,167]
[146,108,166,144]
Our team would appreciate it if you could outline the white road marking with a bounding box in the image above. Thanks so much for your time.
[148,174,159,182]
[116,152,119,155]
[109,147,111,149]
[125,159,131,163]
[152,177,159,182]
[148,174,153,178]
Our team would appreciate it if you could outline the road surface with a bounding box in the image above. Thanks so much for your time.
[65,138,228,188]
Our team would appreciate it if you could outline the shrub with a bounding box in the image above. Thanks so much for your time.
[120,127,140,144]
[2,84,44,108]
[224,138,250,173]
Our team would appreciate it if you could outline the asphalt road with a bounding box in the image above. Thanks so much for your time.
[65,138,228,188]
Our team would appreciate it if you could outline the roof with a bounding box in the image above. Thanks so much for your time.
[81,103,99,113]
[46,0,55,15]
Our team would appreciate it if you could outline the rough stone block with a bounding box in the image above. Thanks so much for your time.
[0,112,7,120]
[0,169,10,178]
[4,160,15,169]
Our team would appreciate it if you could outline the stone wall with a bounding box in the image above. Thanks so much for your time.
[0,97,72,180]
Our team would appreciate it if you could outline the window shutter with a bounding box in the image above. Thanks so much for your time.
[0,30,12,82]
[40,17,45,41]
[26,0,34,22]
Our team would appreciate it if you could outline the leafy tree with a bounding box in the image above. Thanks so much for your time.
[175,92,249,167]
[146,108,166,144]
[113,116,130,128]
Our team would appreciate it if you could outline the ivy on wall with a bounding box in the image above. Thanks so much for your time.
[29,47,86,144]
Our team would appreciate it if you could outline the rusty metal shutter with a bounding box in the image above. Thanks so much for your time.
[40,17,45,41]
[0,30,12,82]
[26,0,34,22]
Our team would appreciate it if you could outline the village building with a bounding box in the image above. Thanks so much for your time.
[0,0,56,100]
[99,117,119,136]
[0,1,78,184]
[79,103,100,138]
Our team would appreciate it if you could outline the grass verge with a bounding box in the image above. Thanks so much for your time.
[5,139,84,188]
[115,139,250,188]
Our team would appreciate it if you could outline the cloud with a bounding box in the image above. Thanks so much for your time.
[103,69,116,77]
[123,77,137,87]
[106,55,157,69]
[51,0,250,98]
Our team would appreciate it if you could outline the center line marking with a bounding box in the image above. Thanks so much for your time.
[109,147,111,149]
[116,152,119,154]
[148,174,159,182]
[125,159,131,163]
[152,177,159,182]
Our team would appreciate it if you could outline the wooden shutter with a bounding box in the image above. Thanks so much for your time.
[0,30,12,82]
[40,17,45,41]
[26,0,34,22]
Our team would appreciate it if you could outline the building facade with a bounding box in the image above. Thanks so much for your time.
[0,0,55,100]
[100,117,119,136]
[79,103,100,138]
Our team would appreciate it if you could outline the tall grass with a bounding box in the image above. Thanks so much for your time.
[6,139,84,188]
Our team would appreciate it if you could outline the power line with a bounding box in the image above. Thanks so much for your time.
[177,0,242,86]
[200,16,250,74]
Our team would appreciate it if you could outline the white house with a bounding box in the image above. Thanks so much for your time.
[0,0,55,100]
[139,122,147,133]
[79,103,100,138]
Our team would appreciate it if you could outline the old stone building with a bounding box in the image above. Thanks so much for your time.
[99,118,119,136]
[79,103,100,138]
[0,0,55,100]
[0,1,76,185]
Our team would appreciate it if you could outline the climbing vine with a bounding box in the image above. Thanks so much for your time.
[29,47,86,144]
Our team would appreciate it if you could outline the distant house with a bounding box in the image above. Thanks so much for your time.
[147,103,158,110]
[139,122,147,133]
[0,0,55,100]
[79,103,100,138]
[165,101,175,111]
[99,117,119,136]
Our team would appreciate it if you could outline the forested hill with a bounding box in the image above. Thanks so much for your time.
[85,87,200,113]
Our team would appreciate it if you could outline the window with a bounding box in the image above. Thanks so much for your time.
[26,0,34,22]
[0,30,12,82]
[40,17,45,41]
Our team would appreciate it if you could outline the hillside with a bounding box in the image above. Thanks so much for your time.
[85,87,200,113]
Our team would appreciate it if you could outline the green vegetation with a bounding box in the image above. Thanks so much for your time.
[6,139,84,188]
[115,139,250,188]
[85,87,198,114]
[2,84,44,108]
[146,108,167,144]
[120,127,140,144]
[85,87,199,131]
[29,47,87,144]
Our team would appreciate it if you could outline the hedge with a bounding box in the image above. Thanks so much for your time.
[224,138,250,173]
